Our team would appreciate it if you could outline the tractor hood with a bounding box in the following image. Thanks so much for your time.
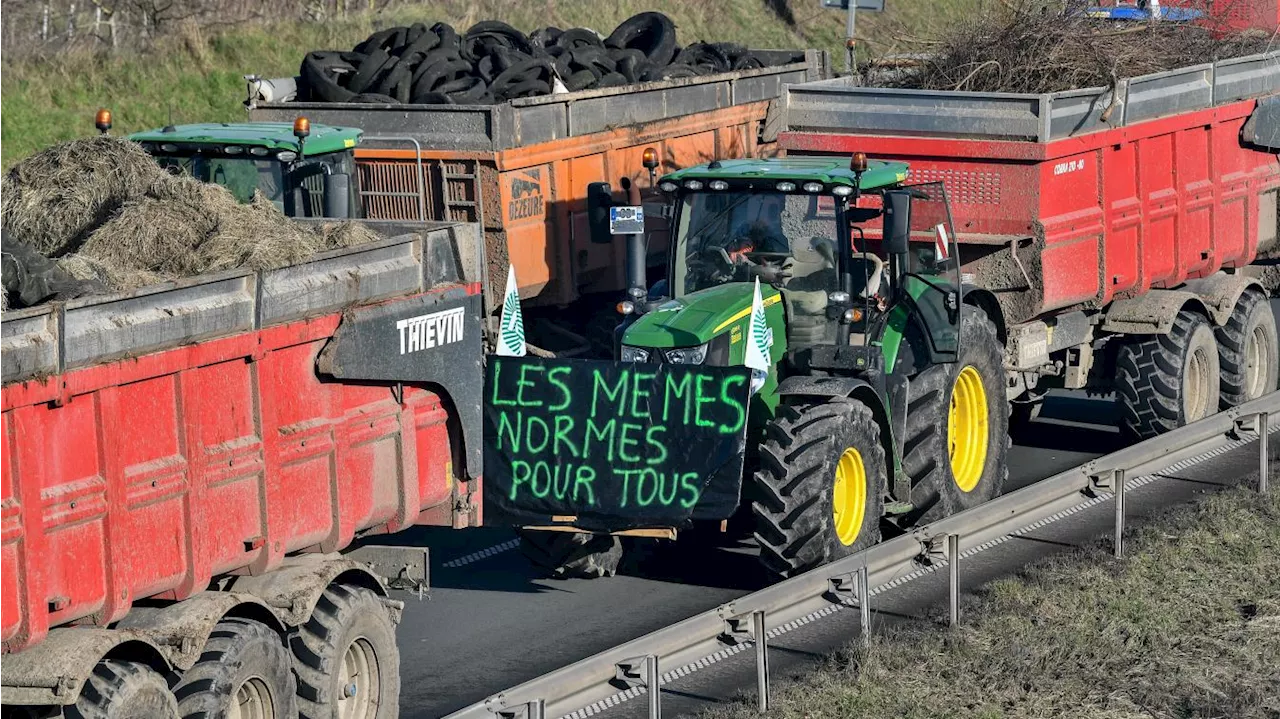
[623,283,782,349]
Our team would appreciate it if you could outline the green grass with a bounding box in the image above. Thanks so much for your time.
[711,488,1280,719]
[0,0,988,168]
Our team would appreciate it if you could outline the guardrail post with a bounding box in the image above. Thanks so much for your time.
[646,654,661,719]
[1114,468,1126,559]
[1260,411,1270,495]
[857,565,870,648]
[753,610,769,712]
[947,533,960,627]
[527,699,545,719]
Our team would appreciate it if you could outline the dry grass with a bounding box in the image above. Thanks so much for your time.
[2,136,379,295]
[712,488,1280,719]
[867,1,1279,93]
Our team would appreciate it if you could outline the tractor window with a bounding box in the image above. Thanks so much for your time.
[675,191,842,347]
[901,182,961,360]
[287,151,359,218]
[152,154,285,208]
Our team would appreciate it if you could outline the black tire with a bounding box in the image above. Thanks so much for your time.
[1116,310,1221,440]
[1217,289,1279,408]
[605,12,677,66]
[291,584,400,719]
[517,530,623,579]
[67,660,178,719]
[172,618,297,719]
[904,306,1009,526]
[752,399,886,578]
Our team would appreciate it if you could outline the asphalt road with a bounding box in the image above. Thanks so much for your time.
[382,391,1125,718]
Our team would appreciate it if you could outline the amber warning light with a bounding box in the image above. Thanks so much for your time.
[850,152,869,174]
[95,108,113,135]
[641,147,659,170]
[293,116,311,139]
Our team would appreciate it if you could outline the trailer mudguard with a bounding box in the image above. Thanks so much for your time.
[317,284,485,478]
[0,629,171,707]
[1102,274,1265,334]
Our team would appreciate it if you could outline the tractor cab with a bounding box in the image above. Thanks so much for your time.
[120,114,363,219]
[612,156,963,402]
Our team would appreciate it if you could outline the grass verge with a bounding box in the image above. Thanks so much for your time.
[712,488,1280,719]
[0,0,987,168]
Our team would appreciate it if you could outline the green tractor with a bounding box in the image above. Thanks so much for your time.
[105,110,364,220]
[578,155,1010,577]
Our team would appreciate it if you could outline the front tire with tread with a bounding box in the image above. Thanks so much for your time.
[517,530,623,579]
[752,399,886,578]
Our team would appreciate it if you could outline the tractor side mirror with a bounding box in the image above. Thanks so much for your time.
[587,182,614,245]
[882,190,912,256]
[323,173,352,219]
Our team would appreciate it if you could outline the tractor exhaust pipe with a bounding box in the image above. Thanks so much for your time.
[620,176,646,302]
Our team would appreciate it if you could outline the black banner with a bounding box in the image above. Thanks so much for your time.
[484,357,751,532]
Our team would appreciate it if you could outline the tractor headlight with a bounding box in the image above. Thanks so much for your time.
[749,368,769,395]
[620,346,651,363]
[665,343,709,364]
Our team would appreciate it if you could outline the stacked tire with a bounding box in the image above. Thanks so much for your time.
[298,12,790,106]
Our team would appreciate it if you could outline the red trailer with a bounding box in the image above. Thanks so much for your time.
[776,49,1280,438]
[1,220,485,718]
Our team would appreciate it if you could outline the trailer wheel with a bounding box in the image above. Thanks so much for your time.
[171,617,296,719]
[1116,310,1221,440]
[904,307,1009,525]
[68,660,178,719]
[517,530,624,578]
[1217,290,1278,408]
[752,398,886,577]
[291,585,400,719]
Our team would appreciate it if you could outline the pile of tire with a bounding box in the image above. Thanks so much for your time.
[298,12,786,105]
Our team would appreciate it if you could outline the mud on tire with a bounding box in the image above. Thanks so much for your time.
[1216,289,1278,408]
[172,617,297,719]
[517,530,623,579]
[1116,310,1220,440]
[752,399,886,578]
[67,660,178,719]
[903,306,1009,526]
[291,584,400,719]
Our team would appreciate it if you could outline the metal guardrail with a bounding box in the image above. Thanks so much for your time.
[447,391,1279,719]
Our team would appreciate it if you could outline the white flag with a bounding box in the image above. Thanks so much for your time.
[744,278,773,372]
[496,265,526,357]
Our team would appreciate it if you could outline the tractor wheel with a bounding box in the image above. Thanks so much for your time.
[904,306,1009,526]
[1116,310,1220,440]
[291,584,400,719]
[172,617,297,719]
[517,530,624,579]
[67,660,179,719]
[1216,289,1278,408]
[752,398,886,578]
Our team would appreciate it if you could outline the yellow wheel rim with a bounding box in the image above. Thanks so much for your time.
[832,448,867,546]
[948,365,989,493]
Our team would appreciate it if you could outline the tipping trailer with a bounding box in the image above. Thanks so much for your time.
[1,220,486,717]
[775,49,1280,438]
[247,51,830,348]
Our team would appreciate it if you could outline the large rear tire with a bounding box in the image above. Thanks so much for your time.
[752,399,886,578]
[903,306,1009,526]
[1216,289,1278,408]
[1116,310,1220,440]
[68,660,179,719]
[517,530,623,579]
[172,617,297,719]
[290,584,400,719]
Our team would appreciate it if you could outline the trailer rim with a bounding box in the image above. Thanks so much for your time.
[1245,322,1274,400]
[338,637,381,719]
[231,677,276,719]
